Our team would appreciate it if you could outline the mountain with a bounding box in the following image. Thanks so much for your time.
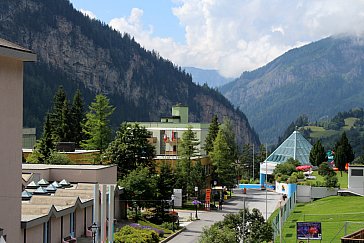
[220,36,364,144]
[184,67,234,88]
[0,0,259,145]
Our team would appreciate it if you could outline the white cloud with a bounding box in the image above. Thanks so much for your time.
[80,9,96,19]
[109,0,364,78]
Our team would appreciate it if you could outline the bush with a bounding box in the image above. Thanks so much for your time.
[287,174,297,184]
[296,172,305,179]
[318,163,335,176]
[47,151,72,164]
[129,223,164,237]
[324,174,339,188]
[114,225,159,243]
[240,179,249,184]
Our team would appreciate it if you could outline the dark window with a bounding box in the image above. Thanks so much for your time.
[43,221,50,243]
[70,212,75,237]
[351,169,363,176]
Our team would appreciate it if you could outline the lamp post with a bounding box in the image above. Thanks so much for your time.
[89,222,99,243]
[279,200,283,243]
[194,187,199,219]
[171,194,176,232]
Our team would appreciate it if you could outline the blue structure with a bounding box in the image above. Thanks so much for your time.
[260,131,313,185]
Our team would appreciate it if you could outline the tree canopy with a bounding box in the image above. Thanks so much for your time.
[210,118,237,188]
[104,123,155,179]
[82,94,115,153]
[309,140,326,166]
[204,114,219,155]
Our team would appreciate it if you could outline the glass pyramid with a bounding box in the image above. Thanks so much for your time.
[265,131,312,165]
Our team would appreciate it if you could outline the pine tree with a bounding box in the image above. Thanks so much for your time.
[204,114,219,155]
[190,160,206,199]
[210,118,237,188]
[81,94,115,153]
[240,144,252,180]
[309,140,326,166]
[178,125,200,198]
[334,132,354,175]
[104,123,155,179]
[37,114,55,163]
[70,89,85,148]
[49,86,68,142]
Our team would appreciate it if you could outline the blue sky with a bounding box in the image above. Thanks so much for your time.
[69,0,364,78]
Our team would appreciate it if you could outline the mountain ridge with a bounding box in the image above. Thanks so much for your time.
[0,0,259,145]
[220,36,364,144]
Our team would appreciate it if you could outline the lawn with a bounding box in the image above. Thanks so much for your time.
[305,125,338,138]
[301,171,348,189]
[280,196,364,242]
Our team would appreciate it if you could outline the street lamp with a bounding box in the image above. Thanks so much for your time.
[171,194,175,212]
[171,194,176,232]
[194,187,199,219]
[89,222,99,243]
[279,200,283,243]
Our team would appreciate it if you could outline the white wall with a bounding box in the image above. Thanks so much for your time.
[0,56,23,243]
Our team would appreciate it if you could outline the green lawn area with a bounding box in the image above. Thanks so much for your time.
[280,196,364,242]
[344,117,359,129]
[301,171,348,189]
[305,125,338,138]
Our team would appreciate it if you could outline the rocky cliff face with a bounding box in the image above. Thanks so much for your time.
[0,0,259,145]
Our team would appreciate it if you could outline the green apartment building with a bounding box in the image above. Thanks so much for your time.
[138,105,210,159]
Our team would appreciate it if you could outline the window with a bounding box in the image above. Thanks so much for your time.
[43,221,50,243]
[70,212,75,237]
[351,169,363,176]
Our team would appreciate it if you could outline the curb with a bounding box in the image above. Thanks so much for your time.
[160,226,186,242]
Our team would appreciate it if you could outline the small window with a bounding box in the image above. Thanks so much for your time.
[351,169,364,176]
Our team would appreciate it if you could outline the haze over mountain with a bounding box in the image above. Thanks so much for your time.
[0,0,259,145]
[184,67,234,88]
[220,36,364,144]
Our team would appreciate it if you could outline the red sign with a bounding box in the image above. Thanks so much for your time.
[205,189,211,201]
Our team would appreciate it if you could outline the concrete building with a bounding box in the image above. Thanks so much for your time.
[21,164,126,242]
[0,38,36,242]
[347,165,364,195]
[139,105,210,158]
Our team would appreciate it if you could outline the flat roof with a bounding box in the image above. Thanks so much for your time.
[0,38,36,61]
[22,149,99,154]
[22,163,115,170]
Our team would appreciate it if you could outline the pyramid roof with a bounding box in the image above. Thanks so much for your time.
[265,131,312,165]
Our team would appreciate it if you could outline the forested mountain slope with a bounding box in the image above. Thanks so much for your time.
[0,0,259,145]
[221,36,364,144]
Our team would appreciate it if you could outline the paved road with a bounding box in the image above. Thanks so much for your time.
[168,189,282,243]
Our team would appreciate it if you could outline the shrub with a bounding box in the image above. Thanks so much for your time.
[287,174,297,184]
[129,223,164,237]
[296,172,305,179]
[114,225,159,243]
[47,151,72,164]
[318,162,335,176]
[324,174,339,188]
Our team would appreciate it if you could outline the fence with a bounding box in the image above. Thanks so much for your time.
[271,191,297,241]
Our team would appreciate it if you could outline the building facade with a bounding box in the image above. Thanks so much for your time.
[0,38,36,242]
[139,105,210,158]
